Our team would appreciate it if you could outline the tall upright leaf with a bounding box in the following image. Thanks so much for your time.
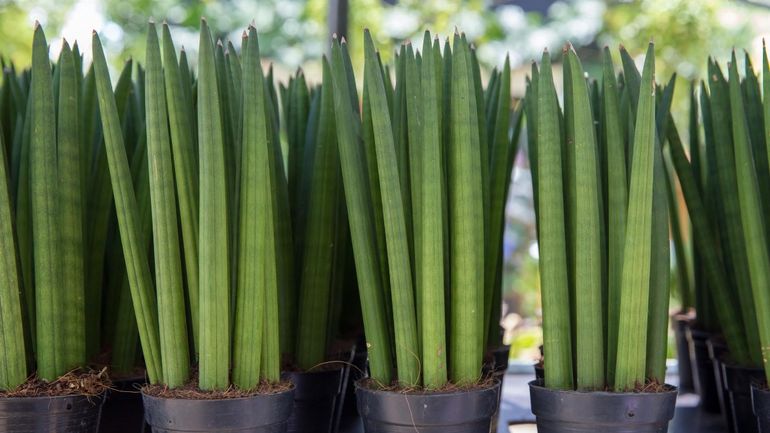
[565,47,604,390]
[30,25,64,380]
[536,50,573,390]
[92,31,163,384]
[0,126,27,390]
[728,54,770,382]
[418,32,447,389]
[330,38,393,385]
[708,62,761,364]
[295,58,342,370]
[146,22,190,387]
[484,55,513,341]
[363,31,419,386]
[614,43,656,391]
[161,24,200,354]
[233,27,271,387]
[197,19,230,390]
[56,42,86,370]
[601,48,627,386]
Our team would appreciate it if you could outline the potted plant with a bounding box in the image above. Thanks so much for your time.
[679,75,732,416]
[0,24,109,432]
[667,50,770,433]
[666,83,696,395]
[277,60,357,433]
[91,20,294,433]
[329,29,520,433]
[751,43,770,433]
[682,49,770,433]
[526,43,678,431]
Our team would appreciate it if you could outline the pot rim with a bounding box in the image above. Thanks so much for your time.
[140,383,295,402]
[354,377,500,397]
[528,379,677,397]
[0,391,105,402]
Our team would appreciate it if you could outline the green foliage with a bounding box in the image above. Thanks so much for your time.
[326,30,520,388]
[330,37,394,384]
[529,43,673,392]
[196,19,231,390]
[532,50,573,390]
[614,44,658,391]
[0,122,27,390]
[93,29,164,384]
[145,21,190,388]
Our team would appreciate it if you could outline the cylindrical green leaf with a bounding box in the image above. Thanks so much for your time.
[145,21,191,388]
[92,30,163,384]
[197,19,231,390]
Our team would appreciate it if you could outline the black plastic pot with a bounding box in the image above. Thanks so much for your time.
[721,361,763,433]
[707,338,731,432]
[751,383,770,432]
[687,327,721,412]
[0,393,105,432]
[529,380,677,433]
[491,345,511,373]
[672,313,694,393]
[283,365,350,433]
[99,377,147,433]
[355,379,500,433]
[142,387,294,433]
[534,364,544,380]
[487,346,510,433]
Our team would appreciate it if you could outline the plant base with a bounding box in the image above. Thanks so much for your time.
[672,313,694,393]
[99,377,148,433]
[141,387,294,433]
[355,379,500,433]
[0,393,105,433]
[687,327,720,412]
[529,380,677,433]
[721,361,763,433]
[282,366,350,433]
[751,383,770,432]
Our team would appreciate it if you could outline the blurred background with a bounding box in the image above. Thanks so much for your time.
[2,0,769,364]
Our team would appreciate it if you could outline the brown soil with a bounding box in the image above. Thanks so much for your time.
[142,378,293,400]
[632,380,675,393]
[599,379,674,394]
[0,368,111,398]
[357,375,498,394]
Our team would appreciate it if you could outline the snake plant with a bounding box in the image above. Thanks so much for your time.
[331,31,522,388]
[0,24,99,390]
[529,44,674,392]
[91,21,290,391]
[668,48,770,384]
[666,49,770,385]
